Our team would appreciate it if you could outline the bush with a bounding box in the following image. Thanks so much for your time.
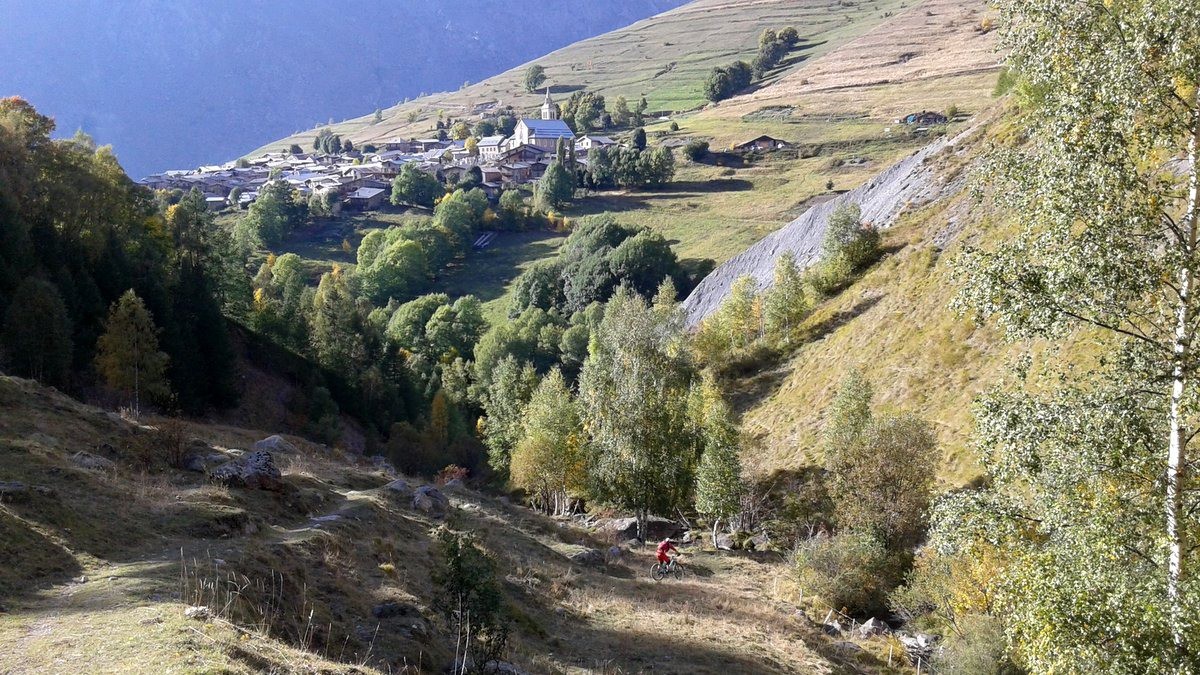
[792,531,900,616]
[683,140,710,161]
[669,121,680,131]
[935,615,1022,675]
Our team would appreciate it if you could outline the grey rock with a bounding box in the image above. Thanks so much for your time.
[210,450,284,491]
[595,516,683,541]
[714,532,736,551]
[0,482,29,503]
[311,514,342,524]
[569,548,605,566]
[605,545,624,563]
[253,434,298,454]
[183,452,230,473]
[385,478,411,495]
[71,451,116,471]
[411,485,449,518]
[858,617,889,637]
[823,621,843,636]
[369,455,397,476]
[747,533,770,551]
[833,640,863,654]
[442,478,465,490]
[184,606,210,621]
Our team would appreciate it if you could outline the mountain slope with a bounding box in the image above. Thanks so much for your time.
[0,375,893,673]
[249,0,921,156]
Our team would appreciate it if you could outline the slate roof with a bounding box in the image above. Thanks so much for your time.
[519,119,575,139]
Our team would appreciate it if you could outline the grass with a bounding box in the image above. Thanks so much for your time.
[0,373,915,673]
[249,0,916,157]
[436,230,568,323]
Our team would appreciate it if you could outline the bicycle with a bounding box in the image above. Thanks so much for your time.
[650,556,684,581]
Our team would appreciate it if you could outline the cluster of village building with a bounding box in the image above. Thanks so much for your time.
[139,91,619,212]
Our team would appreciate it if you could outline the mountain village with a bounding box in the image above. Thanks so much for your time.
[138,90,619,212]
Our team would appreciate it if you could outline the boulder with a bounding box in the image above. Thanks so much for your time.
[0,481,29,503]
[442,478,465,490]
[210,450,284,491]
[714,532,737,551]
[184,606,210,621]
[411,485,449,518]
[858,617,889,637]
[823,621,843,637]
[595,516,683,541]
[385,479,412,496]
[71,451,116,471]
[253,435,297,454]
[569,548,606,566]
[605,545,624,563]
[183,452,230,473]
[747,533,771,551]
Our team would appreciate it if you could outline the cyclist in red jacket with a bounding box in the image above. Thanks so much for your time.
[656,538,679,566]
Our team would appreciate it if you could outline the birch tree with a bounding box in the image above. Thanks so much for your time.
[947,0,1200,666]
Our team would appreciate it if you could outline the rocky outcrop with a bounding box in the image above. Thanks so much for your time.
[253,434,298,454]
[411,485,449,518]
[71,451,116,471]
[681,126,978,326]
[209,450,284,491]
[569,548,606,566]
[595,516,684,541]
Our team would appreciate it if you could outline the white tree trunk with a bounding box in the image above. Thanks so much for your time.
[1167,104,1200,653]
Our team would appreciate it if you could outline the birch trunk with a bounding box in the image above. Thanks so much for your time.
[1167,102,1200,653]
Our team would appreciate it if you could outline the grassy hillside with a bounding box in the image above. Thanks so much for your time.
[727,108,1037,484]
[249,0,919,157]
[0,375,917,673]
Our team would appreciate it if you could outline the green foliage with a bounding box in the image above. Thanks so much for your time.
[312,128,343,155]
[508,216,687,316]
[432,527,510,670]
[534,159,575,213]
[450,120,472,140]
[510,368,585,514]
[693,275,761,362]
[683,140,709,161]
[523,64,547,93]
[356,229,428,305]
[693,378,744,531]
[390,164,443,208]
[309,268,366,373]
[631,127,647,151]
[934,615,1023,675]
[704,60,755,102]
[584,145,674,189]
[481,356,539,476]
[559,91,607,132]
[579,288,699,540]
[941,0,1200,667]
[1,278,73,386]
[237,180,306,248]
[763,252,809,340]
[792,531,897,616]
[610,96,632,127]
[95,290,171,415]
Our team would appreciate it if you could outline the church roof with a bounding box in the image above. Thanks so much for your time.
[518,118,575,139]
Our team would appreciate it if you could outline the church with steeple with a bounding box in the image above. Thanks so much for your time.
[510,88,574,151]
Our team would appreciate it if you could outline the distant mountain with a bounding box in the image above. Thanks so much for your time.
[0,0,685,178]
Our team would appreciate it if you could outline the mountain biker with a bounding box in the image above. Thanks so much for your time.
[656,538,679,567]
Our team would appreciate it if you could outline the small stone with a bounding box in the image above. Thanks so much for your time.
[184,606,210,621]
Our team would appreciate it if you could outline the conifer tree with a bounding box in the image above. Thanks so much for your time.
[95,290,170,417]
[1,278,73,386]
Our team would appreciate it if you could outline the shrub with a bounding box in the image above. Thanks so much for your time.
[436,464,469,485]
[669,121,680,131]
[792,531,899,615]
[683,140,710,161]
[935,615,1022,675]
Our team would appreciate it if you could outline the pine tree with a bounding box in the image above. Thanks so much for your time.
[95,290,170,417]
[1,278,73,386]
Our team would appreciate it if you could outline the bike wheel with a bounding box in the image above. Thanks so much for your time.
[672,564,684,580]
[650,563,666,581]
